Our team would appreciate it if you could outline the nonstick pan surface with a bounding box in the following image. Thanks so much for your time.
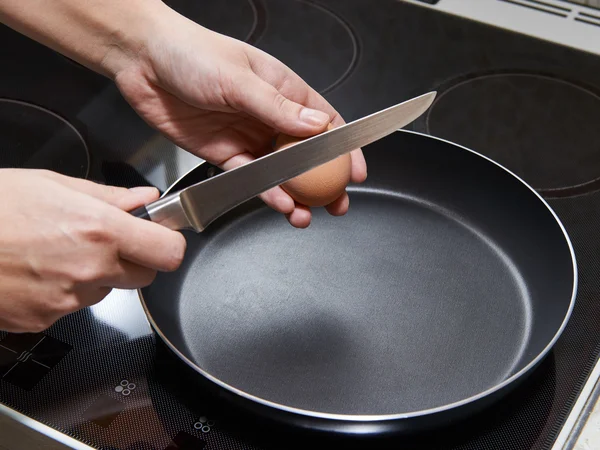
[140,130,576,434]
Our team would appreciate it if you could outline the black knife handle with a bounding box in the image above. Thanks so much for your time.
[127,196,190,230]
[130,205,151,221]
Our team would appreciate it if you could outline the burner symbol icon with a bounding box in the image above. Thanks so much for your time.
[194,416,216,433]
[114,379,137,396]
[16,351,32,363]
[0,333,71,390]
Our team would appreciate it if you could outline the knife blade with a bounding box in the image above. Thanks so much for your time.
[130,91,436,232]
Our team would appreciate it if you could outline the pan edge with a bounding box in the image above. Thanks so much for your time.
[137,129,578,423]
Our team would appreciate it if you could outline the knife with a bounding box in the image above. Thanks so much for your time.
[130,91,436,232]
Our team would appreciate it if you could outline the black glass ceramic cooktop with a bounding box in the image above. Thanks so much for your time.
[1,1,600,449]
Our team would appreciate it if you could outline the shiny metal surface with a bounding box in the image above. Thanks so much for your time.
[562,0,600,8]
[146,194,191,230]
[401,0,600,57]
[147,92,436,232]
[0,403,93,450]
[552,356,600,450]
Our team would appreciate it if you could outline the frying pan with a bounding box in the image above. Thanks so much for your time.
[138,129,576,436]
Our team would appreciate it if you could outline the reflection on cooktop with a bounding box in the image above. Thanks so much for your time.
[415,71,600,197]
[165,431,207,450]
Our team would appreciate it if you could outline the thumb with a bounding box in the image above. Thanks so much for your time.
[232,73,330,136]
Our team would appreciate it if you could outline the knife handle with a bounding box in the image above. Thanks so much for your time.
[129,194,193,231]
[129,205,151,221]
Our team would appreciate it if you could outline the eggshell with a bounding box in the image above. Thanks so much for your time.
[274,124,352,207]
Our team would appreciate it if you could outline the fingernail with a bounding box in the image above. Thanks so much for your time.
[129,186,158,195]
[299,108,329,127]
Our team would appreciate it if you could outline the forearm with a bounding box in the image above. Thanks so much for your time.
[0,0,169,78]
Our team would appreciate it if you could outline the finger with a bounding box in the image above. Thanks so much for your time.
[100,259,157,289]
[88,184,159,211]
[255,61,368,182]
[112,211,187,272]
[286,203,312,228]
[230,73,331,137]
[84,287,113,307]
[44,172,160,211]
[327,116,367,184]
[124,187,161,209]
[325,191,350,216]
[221,151,295,214]
[68,286,113,310]
[349,150,368,183]
[246,49,369,185]
[260,186,296,215]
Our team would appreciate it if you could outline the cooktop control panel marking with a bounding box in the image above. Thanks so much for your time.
[0,333,71,391]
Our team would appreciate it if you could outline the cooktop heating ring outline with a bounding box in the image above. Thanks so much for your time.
[413,70,600,198]
[0,98,90,179]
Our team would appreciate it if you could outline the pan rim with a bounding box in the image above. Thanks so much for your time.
[138,129,578,422]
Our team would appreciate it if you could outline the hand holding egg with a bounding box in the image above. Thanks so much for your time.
[273,123,353,216]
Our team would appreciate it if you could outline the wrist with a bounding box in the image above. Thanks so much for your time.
[99,0,171,79]
[0,0,173,80]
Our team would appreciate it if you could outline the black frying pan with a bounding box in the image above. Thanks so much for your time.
[139,130,576,436]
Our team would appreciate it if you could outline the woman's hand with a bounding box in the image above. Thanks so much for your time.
[0,0,367,228]
[0,0,368,332]
[112,7,367,228]
[0,169,186,332]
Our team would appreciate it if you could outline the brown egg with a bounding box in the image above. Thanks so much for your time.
[274,123,352,207]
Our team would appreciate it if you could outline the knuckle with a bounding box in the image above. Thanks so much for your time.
[40,291,77,318]
[35,168,59,180]
[77,215,113,245]
[272,92,289,113]
[103,184,129,200]
[27,323,46,333]
[223,71,251,109]
[55,293,81,314]
[28,317,55,333]
[274,74,294,93]
[219,70,239,97]
[71,261,105,284]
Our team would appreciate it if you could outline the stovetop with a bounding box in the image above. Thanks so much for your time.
[2,1,600,449]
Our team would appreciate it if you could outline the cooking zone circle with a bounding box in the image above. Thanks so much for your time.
[0,99,89,178]
[249,0,359,94]
[165,0,358,95]
[417,72,600,197]
[166,0,260,43]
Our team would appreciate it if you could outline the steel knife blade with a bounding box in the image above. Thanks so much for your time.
[130,91,436,231]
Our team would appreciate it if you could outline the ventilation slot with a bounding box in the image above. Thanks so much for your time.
[575,10,600,25]
[497,0,571,17]
[560,0,600,11]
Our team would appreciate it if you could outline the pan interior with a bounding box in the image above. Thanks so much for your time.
[143,132,574,417]
[174,193,530,415]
